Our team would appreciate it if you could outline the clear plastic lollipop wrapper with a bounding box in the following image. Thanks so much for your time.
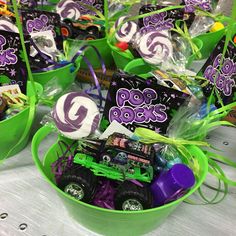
[171,34,193,72]
[189,16,215,38]
[189,0,224,38]
[115,16,138,43]
[134,30,174,68]
[42,91,102,140]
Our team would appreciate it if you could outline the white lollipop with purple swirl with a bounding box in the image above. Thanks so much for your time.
[52,92,100,140]
[115,16,138,43]
[0,19,18,33]
[56,0,81,20]
[137,31,173,65]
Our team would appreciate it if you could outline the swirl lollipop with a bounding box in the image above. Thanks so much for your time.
[52,92,100,140]
[56,0,81,20]
[0,19,18,33]
[137,31,173,65]
[115,16,138,43]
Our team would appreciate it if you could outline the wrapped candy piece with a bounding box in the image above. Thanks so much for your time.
[52,92,100,140]
[56,0,81,20]
[114,16,138,43]
[56,0,104,18]
[0,18,18,33]
[135,30,173,65]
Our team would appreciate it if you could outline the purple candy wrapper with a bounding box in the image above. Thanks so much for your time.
[0,30,30,94]
[101,71,190,134]
[198,35,236,106]
[21,10,63,50]
[138,4,195,34]
[182,0,213,13]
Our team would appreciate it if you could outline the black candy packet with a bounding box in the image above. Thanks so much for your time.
[198,35,236,106]
[76,0,104,16]
[138,4,195,34]
[21,10,63,51]
[0,30,30,94]
[101,70,190,134]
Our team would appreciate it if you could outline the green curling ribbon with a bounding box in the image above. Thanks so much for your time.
[108,5,186,41]
[172,21,202,59]
[134,127,209,176]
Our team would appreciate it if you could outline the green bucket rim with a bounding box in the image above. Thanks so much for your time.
[32,126,208,215]
[107,40,134,60]
[67,36,108,44]
[32,62,77,76]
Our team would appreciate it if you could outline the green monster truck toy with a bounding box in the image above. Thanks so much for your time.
[53,132,162,211]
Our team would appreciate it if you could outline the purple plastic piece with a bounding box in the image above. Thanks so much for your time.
[151,163,195,206]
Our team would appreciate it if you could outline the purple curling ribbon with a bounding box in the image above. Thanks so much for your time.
[32,42,106,110]
[51,140,77,183]
[82,54,104,110]
[71,44,106,75]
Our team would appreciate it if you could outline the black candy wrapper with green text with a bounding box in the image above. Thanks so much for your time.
[198,35,236,107]
[101,71,190,134]
[0,30,30,94]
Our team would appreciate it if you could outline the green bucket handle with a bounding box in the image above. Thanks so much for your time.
[32,125,55,178]
[0,0,40,160]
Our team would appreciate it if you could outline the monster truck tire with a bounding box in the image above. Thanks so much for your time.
[114,181,153,211]
[61,23,73,38]
[58,166,97,203]
[86,26,99,38]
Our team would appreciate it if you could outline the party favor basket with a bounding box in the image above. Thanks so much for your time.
[0,1,44,161]
[0,81,43,160]
[32,125,208,236]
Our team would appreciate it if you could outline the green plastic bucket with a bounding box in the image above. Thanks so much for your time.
[32,126,208,236]
[0,81,43,160]
[112,37,202,72]
[66,38,114,69]
[32,57,82,88]
[195,28,225,59]
[108,41,134,70]
[194,20,236,59]
[124,58,152,79]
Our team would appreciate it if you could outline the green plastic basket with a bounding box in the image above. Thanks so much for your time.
[0,81,43,160]
[195,20,236,59]
[108,41,134,70]
[110,37,202,71]
[124,58,152,79]
[195,28,225,59]
[66,37,114,69]
[32,57,82,88]
[32,126,208,236]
